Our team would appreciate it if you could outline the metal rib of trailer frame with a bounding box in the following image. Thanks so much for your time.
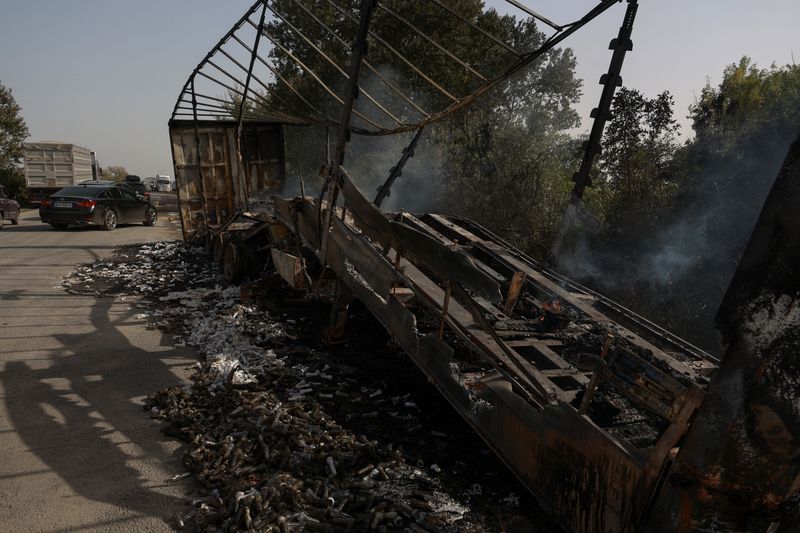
[283,0,429,119]
[320,0,458,102]
[501,0,562,30]
[246,18,388,132]
[376,3,488,82]
[264,2,405,127]
[237,1,268,129]
[319,0,378,268]
[229,33,336,124]
[170,0,265,120]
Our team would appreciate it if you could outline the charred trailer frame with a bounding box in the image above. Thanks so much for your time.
[167,1,800,531]
[169,119,293,284]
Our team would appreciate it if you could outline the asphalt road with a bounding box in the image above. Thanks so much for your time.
[0,208,194,531]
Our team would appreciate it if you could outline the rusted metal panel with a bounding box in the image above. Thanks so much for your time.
[328,217,400,299]
[170,120,286,237]
[342,176,502,303]
[645,132,800,532]
[270,248,305,288]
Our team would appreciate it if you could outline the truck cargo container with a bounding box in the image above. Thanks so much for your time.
[23,142,98,204]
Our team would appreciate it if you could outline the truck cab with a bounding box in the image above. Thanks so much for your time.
[156,175,173,192]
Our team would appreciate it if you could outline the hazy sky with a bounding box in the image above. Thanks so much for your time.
[0,1,797,176]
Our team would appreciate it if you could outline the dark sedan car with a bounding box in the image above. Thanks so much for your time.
[78,179,149,200]
[39,183,157,230]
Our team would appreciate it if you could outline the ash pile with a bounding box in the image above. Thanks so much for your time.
[62,241,555,532]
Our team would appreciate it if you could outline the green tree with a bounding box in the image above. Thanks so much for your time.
[595,88,680,236]
[101,166,128,181]
[0,167,26,201]
[560,59,800,353]
[438,18,582,257]
[0,82,28,169]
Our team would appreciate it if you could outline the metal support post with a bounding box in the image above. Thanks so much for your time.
[374,126,425,208]
[547,0,638,264]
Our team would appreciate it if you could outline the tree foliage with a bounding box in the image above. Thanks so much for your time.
[594,88,680,237]
[101,166,129,182]
[0,82,29,170]
[425,17,583,256]
[0,167,26,201]
[561,59,800,353]
[0,82,29,202]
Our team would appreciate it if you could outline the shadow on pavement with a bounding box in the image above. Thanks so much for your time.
[1,296,194,526]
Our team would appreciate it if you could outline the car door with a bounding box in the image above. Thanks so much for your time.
[118,188,145,222]
[104,187,124,220]
[117,187,140,222]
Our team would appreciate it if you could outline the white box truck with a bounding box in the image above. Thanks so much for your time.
[156,174,174,192]
[23,142,98,203]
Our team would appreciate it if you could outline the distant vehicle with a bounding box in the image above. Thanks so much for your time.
[23,142,98,204]
[143,177,157,191]
[0,185,21,228]
[156,174,173,192]
[124,175,141,183]
[40,182,157,230]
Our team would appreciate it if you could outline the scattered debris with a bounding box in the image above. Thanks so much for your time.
[63,241,557,532]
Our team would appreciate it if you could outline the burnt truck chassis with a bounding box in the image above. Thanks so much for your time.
[167,0,800,529]
[170,123,800,533]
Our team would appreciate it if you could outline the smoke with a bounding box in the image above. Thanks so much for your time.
[556,128,795,352]
[343,65,444,213]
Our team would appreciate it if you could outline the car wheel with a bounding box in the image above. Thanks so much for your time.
[143,206,157,226]
[50,223,68,229]
[102,209,118,231]
[10,211,19,225]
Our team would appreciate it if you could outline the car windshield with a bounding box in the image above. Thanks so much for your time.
[53,187,105,198]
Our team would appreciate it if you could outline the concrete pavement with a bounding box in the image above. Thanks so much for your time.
[0,209,195,532]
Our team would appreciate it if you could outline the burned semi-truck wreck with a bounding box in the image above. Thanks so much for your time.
[167,1,800,531]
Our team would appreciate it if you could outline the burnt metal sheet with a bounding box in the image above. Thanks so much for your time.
[170,121,286,238]
[342,176,501,303]
[644,132,800,532]
[270,248,305,288]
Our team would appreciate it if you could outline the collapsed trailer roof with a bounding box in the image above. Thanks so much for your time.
[170,0,623,134]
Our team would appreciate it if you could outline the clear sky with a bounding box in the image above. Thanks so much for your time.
[0,1,797,176]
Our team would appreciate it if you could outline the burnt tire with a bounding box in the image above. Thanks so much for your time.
[102,209,118,231]
[211,233,228,265]
[143,206,157,226]
[222,241,244,285]
[10,212,19,225]
[204,233,214,257]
